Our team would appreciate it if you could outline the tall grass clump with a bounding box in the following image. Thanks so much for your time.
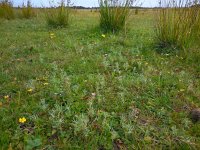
[99,0,135,33]
[45,0,71,28]
[0,0,14,19]
[21,0,35,19]
[191,2,200,42]
[155,0,200,53]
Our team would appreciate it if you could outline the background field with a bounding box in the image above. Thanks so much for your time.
[0,9,200,149]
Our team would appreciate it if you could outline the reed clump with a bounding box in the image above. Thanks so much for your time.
[155,0,200,53]
[0,0,14,20]
[191,2,200,42]
[99,0,135,33]
[21,0,35,19]
[45,0,71,28]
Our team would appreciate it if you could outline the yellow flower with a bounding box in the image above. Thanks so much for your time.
[50,33,54,36]
[101,34,106,38]
[19,117,27,123]
[43,83,49,86]
[27,88,33,92]
[4,95,9,99]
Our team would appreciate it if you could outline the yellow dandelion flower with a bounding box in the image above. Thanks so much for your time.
[27,88,33,92]
[19,117,27,123]
[4,95,9,99]
[101,34,106,38]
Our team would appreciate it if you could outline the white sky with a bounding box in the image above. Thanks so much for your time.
[13,0,158,7]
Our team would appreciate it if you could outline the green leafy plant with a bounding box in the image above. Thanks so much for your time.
[155,0,200,53]
[21,0,35,19]
[45,0,71,28]
[0,0,14,19]
[99,0,135,33]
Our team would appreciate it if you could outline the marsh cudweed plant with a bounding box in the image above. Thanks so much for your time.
[46,0,71,28]
[0,0,14,19]
[99,0,136,33]
[73,114,89,136]
[155,0,200,53]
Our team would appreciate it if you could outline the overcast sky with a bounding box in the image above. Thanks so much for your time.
[13,0,158,7]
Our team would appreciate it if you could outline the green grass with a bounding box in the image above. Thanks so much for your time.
[0,9,200,149]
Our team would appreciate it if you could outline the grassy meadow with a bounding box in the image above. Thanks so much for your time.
[0,7,200,149]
